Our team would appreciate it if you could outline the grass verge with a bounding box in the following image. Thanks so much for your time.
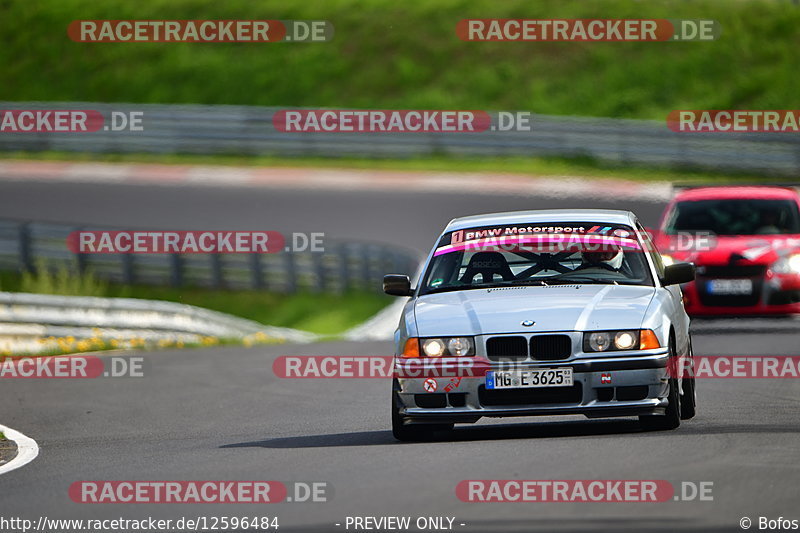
[0,269,392,336]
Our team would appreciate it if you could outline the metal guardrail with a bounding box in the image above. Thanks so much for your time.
[0,291,318,354]
[2,101,800,175]
[0,291,314,339]
[0,220,421,293]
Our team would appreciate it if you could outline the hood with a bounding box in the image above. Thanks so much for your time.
[658,234,800,265]
[414,285,656,336]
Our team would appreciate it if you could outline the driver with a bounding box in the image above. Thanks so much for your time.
[756,211,782,235]
[579,247,624,272]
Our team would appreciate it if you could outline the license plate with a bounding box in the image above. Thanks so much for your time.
[707,279,753,295]
[486,368,573,389]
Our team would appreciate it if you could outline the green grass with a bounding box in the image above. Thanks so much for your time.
[111,286,392,335]
[18,259,110,297]
[0,269,391,335]
[1,0,799,120]
[0,149,787,184]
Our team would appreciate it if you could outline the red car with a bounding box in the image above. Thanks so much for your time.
[654,186,800,316]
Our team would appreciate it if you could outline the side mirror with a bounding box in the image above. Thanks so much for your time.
[662,262,695,286]
[383,274,413,296]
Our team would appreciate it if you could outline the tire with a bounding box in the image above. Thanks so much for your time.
[680,375,696,420]
[639,339,681,431]
[392,381,453,442]
[680,339,697,420]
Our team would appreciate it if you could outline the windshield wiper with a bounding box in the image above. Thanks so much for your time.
[423,279,549,294]
[543,276,619,285]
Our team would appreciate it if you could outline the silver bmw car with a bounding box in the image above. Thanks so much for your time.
[384,209,697,441]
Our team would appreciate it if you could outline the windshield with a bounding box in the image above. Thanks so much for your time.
[419,222,654,294]
[665,199,800,235]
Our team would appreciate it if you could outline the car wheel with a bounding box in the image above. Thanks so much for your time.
[639,340,681,431]
[680,339,697,420]
[392,382,453,442]
[680,376,696,420]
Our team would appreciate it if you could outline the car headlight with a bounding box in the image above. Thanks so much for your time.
[421,338,446,357]
[415,337,475,357]
[586,331,613,352]
[614,331,638,350]
[772,254,800,274]
[448,337,473,356]
[661,254,675,267]
[583,330,661,352]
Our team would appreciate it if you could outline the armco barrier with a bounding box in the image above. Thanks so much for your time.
[0,291,318,354]
[0,220,421,293]
[1,102,799,175]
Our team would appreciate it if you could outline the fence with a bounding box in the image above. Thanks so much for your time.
[0,220,421,293]
[0,291,318,354]
[1,102,800,176]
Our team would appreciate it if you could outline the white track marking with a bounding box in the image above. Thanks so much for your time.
[0,424,39,475]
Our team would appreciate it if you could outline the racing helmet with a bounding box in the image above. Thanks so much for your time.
[581,247,624,271]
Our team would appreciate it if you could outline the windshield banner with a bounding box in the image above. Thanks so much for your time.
[434,223,641,256]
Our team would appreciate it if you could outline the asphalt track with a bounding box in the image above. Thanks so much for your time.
[1,177,799,532]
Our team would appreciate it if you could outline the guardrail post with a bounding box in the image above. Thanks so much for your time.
[170,254,184,287]
[338,242,350,293]
[210,253,223,289]
[312,251,326,292]
[121,253,135,285]
[284,251,297,293]
[250,253,264,289]
[75,227,87,274]
[17,223,32,272]
[360,244,372,291]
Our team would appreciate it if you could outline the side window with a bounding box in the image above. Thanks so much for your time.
[636,222,665,279]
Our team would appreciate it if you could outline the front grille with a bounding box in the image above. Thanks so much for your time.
[486,336,528,361]
[478,383,582,406]
[530,334,572,360]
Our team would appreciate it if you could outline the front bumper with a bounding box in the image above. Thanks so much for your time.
[396,351,670,424]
